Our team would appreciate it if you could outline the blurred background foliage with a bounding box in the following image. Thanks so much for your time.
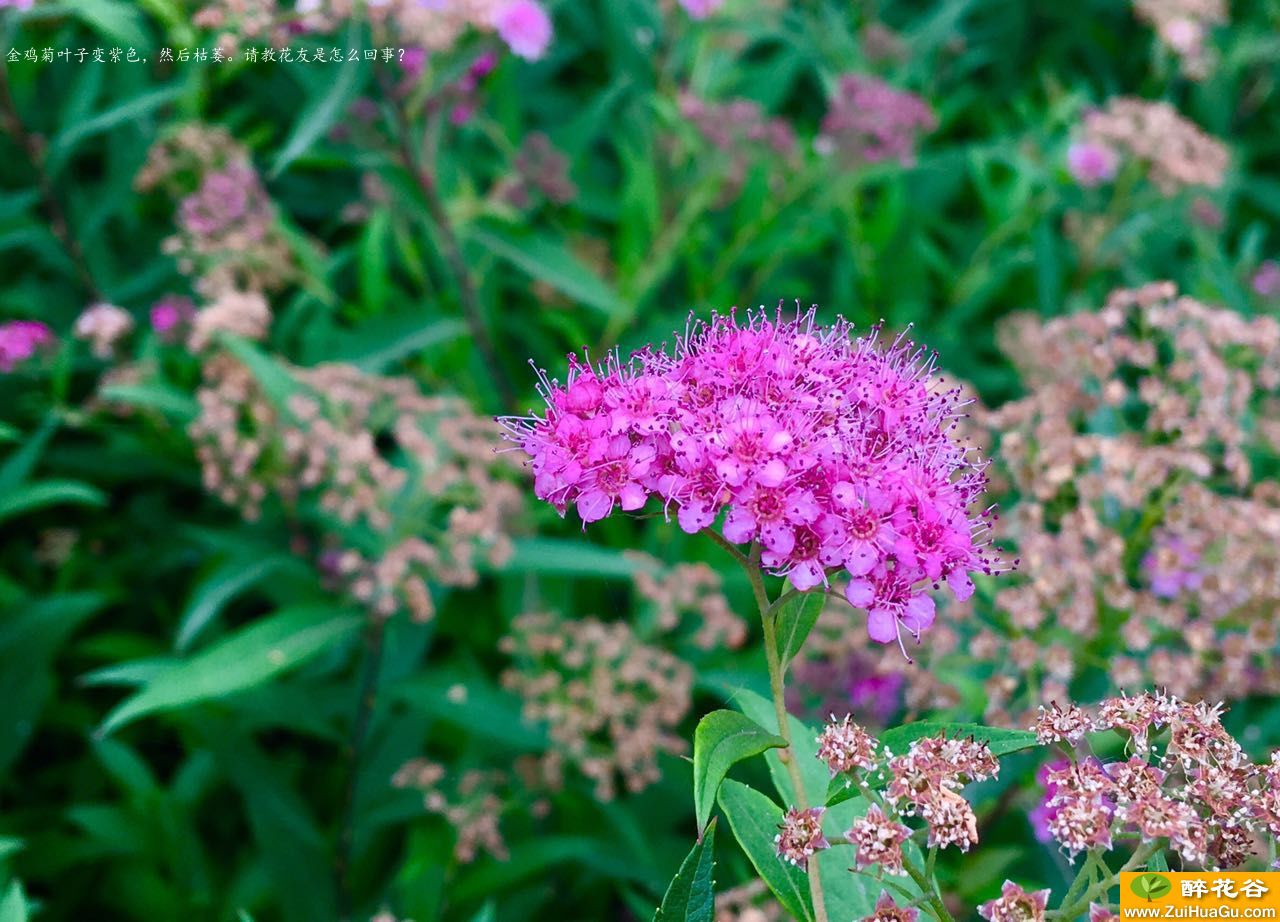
[0,0,1278,919]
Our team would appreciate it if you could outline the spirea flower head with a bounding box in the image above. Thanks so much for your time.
[774,805,829,869]
[501,307,1004,648]
[847,804,912,875]
[861,891,920,922]
[977,881,1050,922]
[816,714,879,775]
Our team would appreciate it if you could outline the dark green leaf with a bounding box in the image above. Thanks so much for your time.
[693,711,786,833]
[717,780,813,922]
[97,605,361,736]
[653,821,716,922]
[770,591,825,674]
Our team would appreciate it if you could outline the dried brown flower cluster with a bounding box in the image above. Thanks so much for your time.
[1033,693,1280,869]
[793,283,1280,730]
[713,880,784,922]
[136,124,295,298]
[1131,0,1226,79]
[500,612,693,800]
[964,283,1280,721]
[189,354,521,621]
[1081,98,1228,195]
[391,759,508,863]
[626,551,748,650]
[797,719,997,874]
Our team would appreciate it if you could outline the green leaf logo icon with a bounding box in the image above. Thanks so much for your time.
[1131,873,1173,901]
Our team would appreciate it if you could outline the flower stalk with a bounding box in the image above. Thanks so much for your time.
[742,542,830,922]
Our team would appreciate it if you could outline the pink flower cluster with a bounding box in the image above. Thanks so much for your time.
[502,309,1001,645]
[0,320,54,371]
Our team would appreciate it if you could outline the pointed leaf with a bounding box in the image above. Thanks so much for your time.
[770,591,825,674]
[693,711,786,833]
[653,820,716,922]
[97,605,361,736]
[878,722,1039,758]
[731,689,828,809]
[717,780,813,922]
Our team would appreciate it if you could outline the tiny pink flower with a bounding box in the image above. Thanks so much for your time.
[861,890,919,922]
[1252,260,1280,298]
[493,0,553,61]
[774,805,829,869]
[150,295,196,342]
[1067,141,1119,187]
[978,881,1051,922]
[678,0,725,18]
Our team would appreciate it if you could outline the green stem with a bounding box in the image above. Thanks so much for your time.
[740,543,830,922]
[1050,843,1159,921]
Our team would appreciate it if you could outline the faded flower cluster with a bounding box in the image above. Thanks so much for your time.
[500,611,693,801]
[503,308,1003,648]
[1033,693,1280,870]
[1079,98,1228,195]
[1132,0,1225,79]
[816,75,936,167]
[190,353,520,621]
[136,124,296,298]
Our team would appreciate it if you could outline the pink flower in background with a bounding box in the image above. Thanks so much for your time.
[493,0,553,61]
[1252,260,1280,298]
[678,0,725,19]
[817,74,936,166]
[74,303,134,359]
[399,47,427,79]
[150,296,196,342]
[0,320,54,371]
[1142,532,1203,599]
[0,0,36,10]
[1066,141,1119,187]
[501,308,1006,648]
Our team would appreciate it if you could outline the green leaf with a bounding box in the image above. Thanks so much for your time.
[0,417,58,493]
[469,226,626,317]
[1149,851,1169,872]
[97,604,361,736]
[48,84,184,174]
[878,722,1039,759]
[770,591,825,674]
[653,821,716,922]
[731,689,828,809]
[0,480,105,523]
[693,711,786,834]
[717,780,813,922]
[0,880,28,922]
[176,554,305,651]
[309,314,467,372]
[502,537,659,579]
[218,336,300,412]
[98,382,198,422]
[269,40,364,178]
